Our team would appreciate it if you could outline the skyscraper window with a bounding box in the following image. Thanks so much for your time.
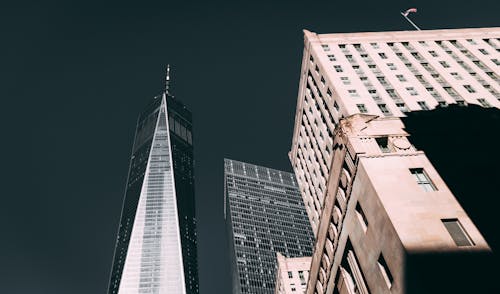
[463,85,476,93]
[442,219,474,246]
[225,159,313,294]
[409,168,436,191]
[356,104,368,113]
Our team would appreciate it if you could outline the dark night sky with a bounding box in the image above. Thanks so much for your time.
[1,1,498,293]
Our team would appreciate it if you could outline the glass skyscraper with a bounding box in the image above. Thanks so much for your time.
[107,83,198,294]
[224,159,314,294]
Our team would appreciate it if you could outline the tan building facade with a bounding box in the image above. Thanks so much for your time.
[290,27,500,234]
[275,253,311,294]
[289,28,499,294]
[304,114,490,294]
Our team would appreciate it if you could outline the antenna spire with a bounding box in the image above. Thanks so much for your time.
[165,64,171,95]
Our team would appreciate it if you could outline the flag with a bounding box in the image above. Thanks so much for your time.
[403,8,417,17]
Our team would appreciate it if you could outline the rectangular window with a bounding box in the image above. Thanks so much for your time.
[340,76,350,85]
[396,74,406,82]
[428,50,438,57]
[328,54,336,61]
[417,101,430,110]
[410,168,436,191]
[378,52,388,59]
[321,44,330,51]
[396,103,409,112]
[378,254,394,288]
[334,65,343,72]
[443,86,458,96]
[406,87,418,96]
[442,219,474,246]
[450,72,463,80]
[334,101,339,111]
[355,202,368,232]
[356,104,368,113]
[376,137,390,152]
[415,75,426,83]
[478,48,489,55]
[371,42,379,49]
[477,98,491,107]
[411,52,423,60]
[439,61,450,68]
[378,104,391,115]
[288,271,293,278]
[463,85,476,93]
[341,240,369,294]
[377,76,388,85]
[386,89,399,98]
[387,63,397,70]
[486,71,498,79]
[348,89,359,97]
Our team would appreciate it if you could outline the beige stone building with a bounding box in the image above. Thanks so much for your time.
[290,27,500,234]
[275,252,311,294]
[289,28,499,294]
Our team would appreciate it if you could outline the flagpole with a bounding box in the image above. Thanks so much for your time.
[401,12,421,31]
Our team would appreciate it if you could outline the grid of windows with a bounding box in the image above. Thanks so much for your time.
[318,35,499,115]
[225,159,314,294]
[294,31,500,235]
[291,28,498,294]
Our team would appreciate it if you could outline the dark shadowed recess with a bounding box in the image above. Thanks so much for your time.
[402,105,500,293]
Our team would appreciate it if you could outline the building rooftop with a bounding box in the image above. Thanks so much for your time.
[304,27,500,43]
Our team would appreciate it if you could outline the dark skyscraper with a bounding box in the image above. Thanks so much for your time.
[224,159,314,294]
[107,71,198,294]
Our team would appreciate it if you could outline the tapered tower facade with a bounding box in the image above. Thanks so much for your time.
[107,70,198,294]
